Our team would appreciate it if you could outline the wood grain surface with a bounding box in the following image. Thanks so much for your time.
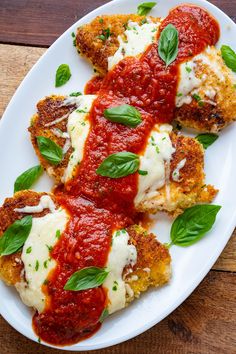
[0,0,235,47]
[0,1,235,353]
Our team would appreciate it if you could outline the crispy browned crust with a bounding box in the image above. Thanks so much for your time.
[137,132,218,216]
[76,14,160,75]
[30,95,217,214]
[29,95,74,185]
[0,192,171,303]
[76,15,236,132]
[125,225,171,301]
[175,49,236,132]
[0,191,58,286]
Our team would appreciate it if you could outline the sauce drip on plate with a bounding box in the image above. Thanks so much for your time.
[33,5,219,345]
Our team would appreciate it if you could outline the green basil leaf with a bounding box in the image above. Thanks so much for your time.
[170,205,221,247]
[64,266,109,291]
[158,24,179,67]
[137,2,157,16]
[104,104,142,127]
[55,64,72,87]
[37,136,63,165]
[196,133,219,149]
[14,165,43,193]
[96,152,140,178]
[221,45,236,72]
[0,216,32,256]
[99,308,109,322]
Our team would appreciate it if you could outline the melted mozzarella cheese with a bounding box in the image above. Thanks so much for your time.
[62,95,96,182]
[176,46,226,107]
[134,124,175,207]
[108,20,160,70]
[103,230,137,314]
[15,208,69,313]
[172,158,186,182]
[14,195,56,214]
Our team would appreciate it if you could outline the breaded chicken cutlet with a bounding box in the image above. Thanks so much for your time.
[76,16,236,132]
[29,95,217,215]
[76,14,161,76]
[0,191,171,312]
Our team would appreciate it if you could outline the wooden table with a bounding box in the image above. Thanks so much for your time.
[0,1,235,353]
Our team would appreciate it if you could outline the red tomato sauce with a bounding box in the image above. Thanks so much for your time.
[33,5,219,345]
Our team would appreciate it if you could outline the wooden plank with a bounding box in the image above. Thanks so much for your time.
[0,0,235,47]
[0,271,235,353]
[0,43,235,273]
[213,229,236,272]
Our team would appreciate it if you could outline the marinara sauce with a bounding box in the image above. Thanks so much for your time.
[33,5,219,345]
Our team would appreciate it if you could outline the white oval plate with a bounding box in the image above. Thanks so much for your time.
[0,0,235,351]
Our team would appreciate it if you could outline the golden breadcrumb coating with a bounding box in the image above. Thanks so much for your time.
[0,193,171,308]
[29,96,217,214]
[76,15,236,132]
[29,95,74,185]
[124,225,171,303]
[76,14,160,75]
[0,191,58,286]
[175,47,236,132]
[136,133,218,216]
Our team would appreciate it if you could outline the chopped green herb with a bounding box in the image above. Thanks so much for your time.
[71,32,75,38]
[76,109,88,113]
[97,28,111,41]
[69,91,82,97]
[35,260,39,271]
[177,92,183,97]
[156,146,160,153]
[99,18,104,24]
[192,93,204,107]
[141,18,148,25]
[192,93,202,102]
[26,246,32,254]
[38,337,41,344]
[185,66,192,73]
[46,244,53,252]
[112,285,118,291]
[138,170,148,176]
[56,230,61,239]
[43,260,48,269]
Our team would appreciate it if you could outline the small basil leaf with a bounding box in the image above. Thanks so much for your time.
[96,152,140,178]
[137,2,157,16]
[104,104,142,127]
[221,45,236,72]
[0,216,32,256]
[196,133,218,149]
[158,24,179,67]
[99,308,109,323]
[170,205,221,247]
[37,136,63,165]
[14,165,43,193]
[64,266,109,291]
[55,64,72,87]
